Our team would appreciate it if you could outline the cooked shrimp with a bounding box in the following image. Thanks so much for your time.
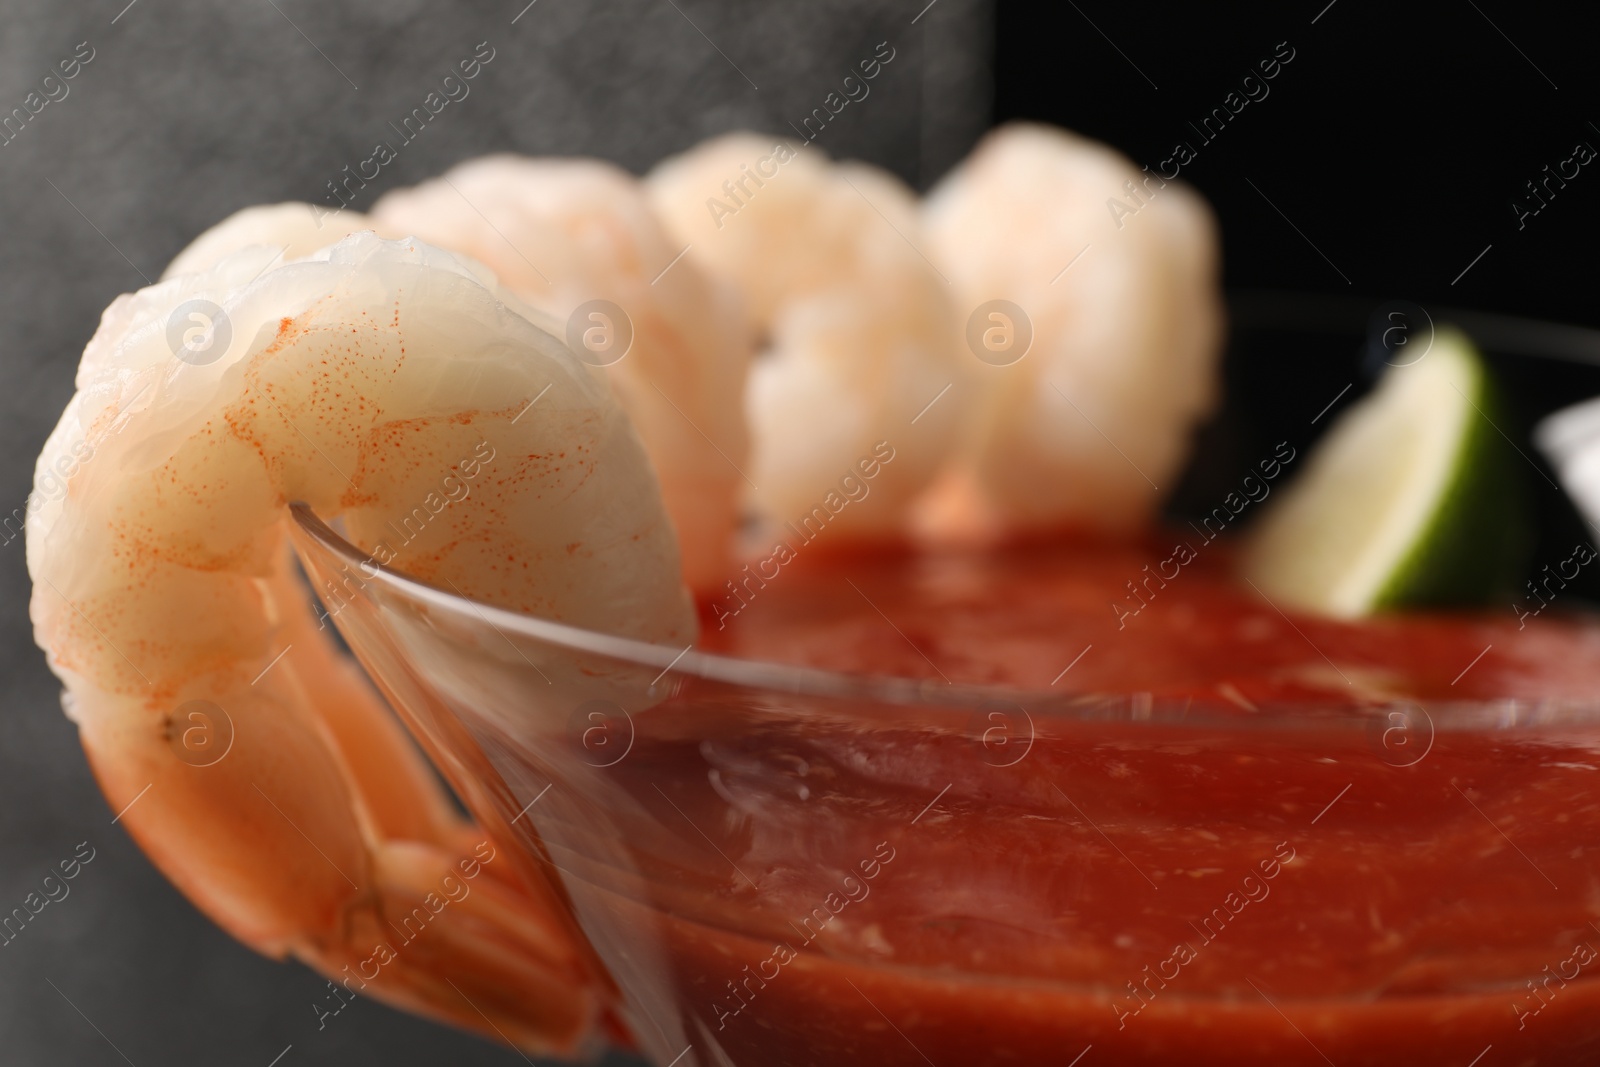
[27,233,693,1053]
[917,122,1224,541]
[161,202,399,280]
[369,157,750,595]
[647,133,965,542]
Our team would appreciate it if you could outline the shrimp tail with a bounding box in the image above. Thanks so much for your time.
[301,839,601,1055]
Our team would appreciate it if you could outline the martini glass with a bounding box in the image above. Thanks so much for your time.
[286,297,1600,1066]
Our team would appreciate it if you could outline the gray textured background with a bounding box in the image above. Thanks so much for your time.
[0,1,991,1062]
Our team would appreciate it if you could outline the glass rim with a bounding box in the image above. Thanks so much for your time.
[289,292,1600,733]
[289,502,1600,733]
[1226,288,1600,366]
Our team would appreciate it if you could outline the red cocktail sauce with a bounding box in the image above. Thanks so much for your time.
[550,538,1600,1066]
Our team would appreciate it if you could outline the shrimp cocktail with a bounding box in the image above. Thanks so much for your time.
[28,123,1600,1066]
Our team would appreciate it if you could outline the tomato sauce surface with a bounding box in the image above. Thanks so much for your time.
[702,534,1600,703]
[518,538,1600,1065]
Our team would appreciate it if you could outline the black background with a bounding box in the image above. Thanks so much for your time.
[999,0,1595,324]
[2,1,1596,1064]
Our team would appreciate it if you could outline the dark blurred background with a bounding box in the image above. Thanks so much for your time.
[992,0,1600,602]
[1,0,1595,1063]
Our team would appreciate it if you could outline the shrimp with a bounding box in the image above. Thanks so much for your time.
[26,232,694,1053]
[161,202,400,281]
[916,122,1224,541]
[647,133,965,542]
[368,156,751,595]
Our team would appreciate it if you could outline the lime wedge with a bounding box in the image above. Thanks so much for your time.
[1241,327,1526,617]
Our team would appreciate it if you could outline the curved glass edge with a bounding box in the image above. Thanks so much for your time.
[1228,289,1600,366]
[289,503,1600,731]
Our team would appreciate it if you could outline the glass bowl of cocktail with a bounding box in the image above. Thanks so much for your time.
[30,122,1600,1067]
[285,291,1600,1065]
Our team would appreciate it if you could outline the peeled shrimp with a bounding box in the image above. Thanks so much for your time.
[161,201,399,280]
[368,156,750,594]
[27,233,692,1053]
[918,122,1223,540]
[647,133,965,541]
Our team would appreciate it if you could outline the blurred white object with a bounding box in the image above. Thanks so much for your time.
[1537,396,1600,526]
[917,122,1225,541]
[369,156,751,596]
[648,133,965,543]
